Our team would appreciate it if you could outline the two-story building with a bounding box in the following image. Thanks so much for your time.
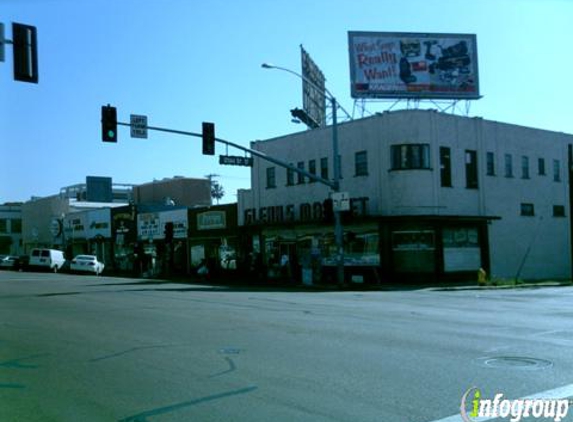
[0,202,23,256]
[239,109,572,284]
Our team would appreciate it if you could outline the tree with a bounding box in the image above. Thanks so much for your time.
[211,181,225,204]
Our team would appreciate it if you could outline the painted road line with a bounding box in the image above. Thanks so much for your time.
[424,383,573,422]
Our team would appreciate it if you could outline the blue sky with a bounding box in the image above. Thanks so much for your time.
[1,0,572,204]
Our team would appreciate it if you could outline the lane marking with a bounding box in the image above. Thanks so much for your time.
[424,383,573,422]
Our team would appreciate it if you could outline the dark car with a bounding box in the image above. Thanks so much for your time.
[0,255,23,270]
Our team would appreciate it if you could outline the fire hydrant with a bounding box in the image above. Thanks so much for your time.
[477,268,487,286]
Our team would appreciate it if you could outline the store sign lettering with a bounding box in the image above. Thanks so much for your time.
[244,197,369,225]
[198,211,226,230]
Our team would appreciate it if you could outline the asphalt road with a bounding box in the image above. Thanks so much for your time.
[1,271,573,422]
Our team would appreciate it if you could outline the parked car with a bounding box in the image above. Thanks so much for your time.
[70,255,105,275]
[29,248,66,272]
[0,255,22,270]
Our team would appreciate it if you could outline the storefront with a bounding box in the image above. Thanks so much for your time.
[380,216,494,284]
[187,204,239,278]
[242,211,493,285]
[137,207,189,277]
[63,208,113,264]
[111,205,137,272]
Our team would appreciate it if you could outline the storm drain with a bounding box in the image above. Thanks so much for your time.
[477,356,553,370]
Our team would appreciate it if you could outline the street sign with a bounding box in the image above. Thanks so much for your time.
[331,191,350,212]
[219,155,253,167]
[130,114,148,139]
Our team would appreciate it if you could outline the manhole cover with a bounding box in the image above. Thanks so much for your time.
[477,356,553,370]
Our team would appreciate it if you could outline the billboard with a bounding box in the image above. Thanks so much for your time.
[301,46,326,128]
[348,31,480,100]
[86,176,113,202]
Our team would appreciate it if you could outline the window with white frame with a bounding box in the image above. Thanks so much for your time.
[391,144,430,170]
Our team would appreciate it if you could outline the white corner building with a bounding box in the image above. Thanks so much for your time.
[239,109,572,283]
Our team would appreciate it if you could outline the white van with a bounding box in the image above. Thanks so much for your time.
[29,248,66,272]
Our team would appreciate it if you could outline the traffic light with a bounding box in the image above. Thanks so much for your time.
[290,108,319,129]
[202,122,215,155]
[164,222,174,243]
[101,105,117,142]
[12,22,38,83]
[0,23,5,63]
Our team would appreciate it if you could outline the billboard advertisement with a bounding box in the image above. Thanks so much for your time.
[301,46,326,128]
[348,31,480,100]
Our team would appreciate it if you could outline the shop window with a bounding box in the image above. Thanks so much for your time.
[440,147,452,187]
[538,158,546,176]
[266,167,276,189]
[355,151,368,176]
[520,203,535,216]
[504,154,513,178]
[297,162,305,184]
[486,152,495,176]
[442,227,481,272]
[344,232,380,266]
[308,159,316,183]
[553,205,566,217]
[320,157,328,180]
[391,144,431,170]
[0,219,7,234]
[392,230,435,273]
[465,150,478,189]
[321,231,380,267]
[521,156,530,179]
[554,159,561,182]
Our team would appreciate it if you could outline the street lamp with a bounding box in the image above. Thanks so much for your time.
[262,63,345,286]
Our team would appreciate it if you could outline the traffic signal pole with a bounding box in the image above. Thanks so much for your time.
[113,119,336,189]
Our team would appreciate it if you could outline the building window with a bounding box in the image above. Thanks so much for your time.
[554,159,561,182]
[391,144,431,170]
[10,219,22,234]
[538,158,546,176]
[504,154,513,178]
[320,157,328,180]
[486,152,495,176]
[0,219,6,234]
[266,167,276,189]
[286,164,295,186]
[440,147,452,187]
[297,162,305,184]
[521,156,530,179]
[520,203,535,216]
[308,159,316,183]
[355,151,368,176]
[465,150,478,189]
[553,205,566,217]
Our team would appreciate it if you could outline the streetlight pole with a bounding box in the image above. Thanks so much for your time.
[262,63,345,286]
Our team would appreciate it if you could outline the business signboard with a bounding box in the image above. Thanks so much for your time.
[138,209,188,240]
[348,31,479,100]
[301,46,326,128]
